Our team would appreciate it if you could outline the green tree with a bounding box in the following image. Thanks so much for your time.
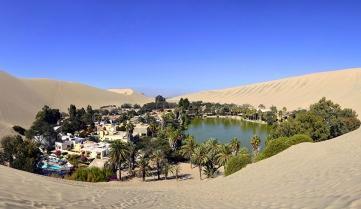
[224,153,251,176]
[155,95,166,109]
[137,153,150,181]
[127,142,137,176]
[202,139,220,178]
[192,146,205,180]
[25,105,60,150]
[258,104,266,110]
[109,140,130,181]
[257,134,312,161]
[68,167,112,182]
[296,111,330,141]
[216,144,232,167]
[125,122,135,141]
[1,135,41,173]
[180,136,197,168]
[149,122,158,137]
[170,164,181,181]
[62,104,87,134]
[250,135,261,156]
[178,98,190,110]
[152,149,165,180]
[229,137,241,155]
[268,119,302,140]
[84,105,94,125]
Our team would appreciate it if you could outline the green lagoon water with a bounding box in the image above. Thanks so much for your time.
[186,118,270,149]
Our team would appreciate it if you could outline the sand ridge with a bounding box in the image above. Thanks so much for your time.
[0,71,152,138]
[172,68,361,113]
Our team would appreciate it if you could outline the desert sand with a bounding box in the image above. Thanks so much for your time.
[0,71,152,139]
[172,68,361,112]
[0,68,361,208]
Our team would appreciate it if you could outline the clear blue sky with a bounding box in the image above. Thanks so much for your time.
[1,0,361,97]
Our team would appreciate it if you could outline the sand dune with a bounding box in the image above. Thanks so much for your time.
[172,68,361,112]
[0,129,360,208]
[0,68,361,209]
[0,71,151,138]
[108,88,136,95]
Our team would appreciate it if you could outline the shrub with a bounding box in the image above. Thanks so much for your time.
[257,137,290,161]
[256,134,312,161]
[224,153,251,176]
[67,154,81,168]
[287,134,313,146]
[1,135,41,173]
[68,167,112,182]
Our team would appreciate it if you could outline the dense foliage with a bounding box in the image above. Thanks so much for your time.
[5,95,359,182]
[25,105,61,150]
[269,98,360,142]
[224,152,252,176]
[257,134,312,161]
[0,135,41,172]
[62,105,95,134]
[68,167,112,182]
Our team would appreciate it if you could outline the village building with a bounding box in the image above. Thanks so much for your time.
[133,124,149,136]
[80,141,110,160]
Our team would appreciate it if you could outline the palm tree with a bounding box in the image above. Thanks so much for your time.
[170,164,181,181]
[152,149,164,180]
[278,110,283,121]
[180,136,197,168]
[204,138,219,151]
[192,146,205,180]
[166,128,180,150]
[258,104,265,110]
[110,140,130,181]
[149,122,158,137]
[163,160,171,180]
[137,153,150,182]
[126,122,135,141]
[229,137,241,155]
[250,135,261,156]
[216,144,232,167]
[202,139,220,178]
[127,142,136,177]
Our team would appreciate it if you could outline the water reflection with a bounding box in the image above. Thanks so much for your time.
[186,118,270,149]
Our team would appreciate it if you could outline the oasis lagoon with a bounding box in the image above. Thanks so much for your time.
[186,117,270,149]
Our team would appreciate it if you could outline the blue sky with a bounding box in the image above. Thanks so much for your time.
[1,0,361,97]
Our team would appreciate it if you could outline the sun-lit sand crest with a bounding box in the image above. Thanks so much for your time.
[0,71,151,138]
[0,68,361,208]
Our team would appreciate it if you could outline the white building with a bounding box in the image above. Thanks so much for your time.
[133,124,149,136]
[55,141,73,151]
[81,142,110,159]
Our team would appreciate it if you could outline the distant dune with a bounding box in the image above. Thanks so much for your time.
[108,88,135,95]
[0,71,151,137]
[0,68,361,208]
[108,88,148,99]
[172,68,361,113]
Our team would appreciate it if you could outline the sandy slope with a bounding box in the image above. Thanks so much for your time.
[0,71,151,138]
[108,88,136,95]
[0,128,360,209]
[0,68,361,209]
[172,68,361,112]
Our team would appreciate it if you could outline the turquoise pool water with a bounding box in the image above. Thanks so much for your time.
[41,163,62,171]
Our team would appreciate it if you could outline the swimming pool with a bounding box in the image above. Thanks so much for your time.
[41,163,62,171]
